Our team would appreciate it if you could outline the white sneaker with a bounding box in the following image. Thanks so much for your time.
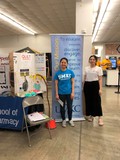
[62,120,66,128]
[69,120,75,127]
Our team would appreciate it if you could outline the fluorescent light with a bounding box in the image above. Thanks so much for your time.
[93,0,100,12]
[0,13,37,35]
[92,0,110,42]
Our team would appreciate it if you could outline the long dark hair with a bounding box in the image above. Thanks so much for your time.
[60,57,68,63]
[89,55,97,64]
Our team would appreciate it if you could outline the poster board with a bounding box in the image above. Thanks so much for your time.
[9,51,46,95]
[0,55,11,95]
[10,52,35,94]
[35,53,46,91]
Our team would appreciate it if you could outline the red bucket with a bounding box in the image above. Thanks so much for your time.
[46,119,56,129]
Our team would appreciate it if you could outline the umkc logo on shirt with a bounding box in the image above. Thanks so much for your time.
[58,74,71,80]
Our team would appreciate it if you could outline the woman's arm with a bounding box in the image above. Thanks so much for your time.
[71,78,75,99]
[55,80,59,100]
[82,74,86,90]
[98,76,102,95]
[83,75,86,85]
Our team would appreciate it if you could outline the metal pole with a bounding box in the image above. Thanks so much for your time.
[115,69,120,94]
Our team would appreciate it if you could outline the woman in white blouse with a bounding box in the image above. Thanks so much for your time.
[83,55,104,126]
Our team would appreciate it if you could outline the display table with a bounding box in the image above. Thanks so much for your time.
[106,69,118,86]
[0,93,44,131]
[0,96,23,130]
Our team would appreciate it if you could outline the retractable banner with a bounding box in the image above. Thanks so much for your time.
[51,35,84,121]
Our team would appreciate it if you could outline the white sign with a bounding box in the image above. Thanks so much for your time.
[0,55,11,95]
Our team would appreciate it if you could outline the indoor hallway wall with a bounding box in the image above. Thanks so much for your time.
[93,43,120,60]
[0,34,51,55]
[76,0,93,77]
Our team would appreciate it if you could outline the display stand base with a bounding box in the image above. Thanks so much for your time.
[115,71,120,94]
[115,91,120,94]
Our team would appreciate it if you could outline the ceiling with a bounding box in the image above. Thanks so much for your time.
[0,0,120,44]
[0,0,76,36]
[93,0,120,44]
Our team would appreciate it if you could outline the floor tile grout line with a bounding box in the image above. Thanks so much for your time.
[78,121,82,160]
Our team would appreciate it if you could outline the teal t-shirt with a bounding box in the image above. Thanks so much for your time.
[54,68,75,94]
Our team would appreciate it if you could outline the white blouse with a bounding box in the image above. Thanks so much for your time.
[85,66,103,82]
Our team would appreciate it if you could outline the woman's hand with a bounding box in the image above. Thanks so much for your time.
[99,89,102,95]
[56,94,59,100]
[71,93,74,99]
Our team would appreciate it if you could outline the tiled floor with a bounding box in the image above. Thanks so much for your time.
[0,86,120,160]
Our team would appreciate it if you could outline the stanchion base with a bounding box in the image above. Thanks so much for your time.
[115,91,120,94]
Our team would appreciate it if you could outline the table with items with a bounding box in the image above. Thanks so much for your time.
[0,92,44,131]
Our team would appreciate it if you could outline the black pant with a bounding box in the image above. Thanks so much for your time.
[59,94,73,121]
[84,81,103,117]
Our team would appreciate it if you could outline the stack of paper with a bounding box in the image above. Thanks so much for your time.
[57,99,64,107]
[28,112,46,121]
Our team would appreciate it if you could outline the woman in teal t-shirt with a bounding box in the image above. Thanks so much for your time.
[54,57,75,128]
